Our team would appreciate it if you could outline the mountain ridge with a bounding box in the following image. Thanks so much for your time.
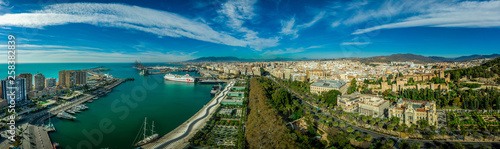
[183,53,500,63]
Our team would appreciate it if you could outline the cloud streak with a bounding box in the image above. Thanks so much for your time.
[340,42,371,45]
[0,3,277,50]
[280,11,326,39]
[0,44,196,63]
[262,45,321,55]
[217,0,279,50]
[352,1,500,34]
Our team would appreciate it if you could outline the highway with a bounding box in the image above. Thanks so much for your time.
[268,76,498,148]
[145,81,235,149]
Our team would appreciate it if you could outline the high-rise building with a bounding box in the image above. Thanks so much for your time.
[45,78,57,88]
[59,70,87,88]
[18,73,32,92]
[1,78,27,104]
[34,73,46,91]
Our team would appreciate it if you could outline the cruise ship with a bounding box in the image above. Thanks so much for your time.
[164,73,195,82]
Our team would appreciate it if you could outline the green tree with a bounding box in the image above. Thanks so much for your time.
[411,142,421,149]
[364,134,372,142]
[348,78,357,94]
[347,127,354,133]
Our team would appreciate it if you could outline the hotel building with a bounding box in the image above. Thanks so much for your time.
[18,73,33,92]
[1,78,28,104]
[34,73,46,91]
[59,70,87,88]
[45,78,57,88]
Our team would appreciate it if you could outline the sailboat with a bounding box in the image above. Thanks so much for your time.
[134,117,159,146]
[45,113,56,132]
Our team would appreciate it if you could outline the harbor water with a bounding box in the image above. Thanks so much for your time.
[0,63,218,149]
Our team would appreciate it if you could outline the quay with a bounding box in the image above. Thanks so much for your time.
[0,78,126,149]
[141,81,235,149]
[49,79,124,115]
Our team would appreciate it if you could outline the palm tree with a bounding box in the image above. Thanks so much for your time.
[364,134,372,142]
[347,127,354,133]
[378,122,384,131]
[370,120,376,129]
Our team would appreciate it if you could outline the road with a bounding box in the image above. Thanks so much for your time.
[267,76,497,148]
[147,81,235,149]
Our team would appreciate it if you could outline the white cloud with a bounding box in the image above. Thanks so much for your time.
[262,45,321,55]
[340,42,371,45]
[218,0,257,29]
[279,17,298,38]
[0,3,278,50]
[0,0,8,6]
[330,20,341,28]
[216,0,278,50]
[0,44,103,50]
[343,0,444,25]
[0,44,195,63]
[280,11,325,39]
[352,1,500,34]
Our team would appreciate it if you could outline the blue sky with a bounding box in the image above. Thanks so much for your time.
[0,0,499,63]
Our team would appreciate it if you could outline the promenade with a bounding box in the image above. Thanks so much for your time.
[142,81,235,149]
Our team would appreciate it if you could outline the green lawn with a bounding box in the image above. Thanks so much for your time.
[38,100,50,105]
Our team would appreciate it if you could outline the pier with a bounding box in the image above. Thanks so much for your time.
[49,79,124,115]
[141,81,235,149]
[0,78,127,149]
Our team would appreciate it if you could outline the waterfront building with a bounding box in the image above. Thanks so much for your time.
[45,78,57,88]
[227,92,244,98]
[18,73,33,92]
[1,78,28,105]
[310,79,348,95]
[231,86,246,91]
[34,73,46,91]
[388,98,437,126]
[358,94,390,117]
[59,70,87,88]
[221,96,244,106]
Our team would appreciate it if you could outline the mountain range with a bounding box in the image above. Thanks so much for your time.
[183,54,500,63]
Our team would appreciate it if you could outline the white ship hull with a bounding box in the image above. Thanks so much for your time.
[164,74,195,82]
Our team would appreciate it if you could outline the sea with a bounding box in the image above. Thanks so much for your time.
[0,63,217,149]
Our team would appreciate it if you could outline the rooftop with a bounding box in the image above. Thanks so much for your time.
[311,79,346,89]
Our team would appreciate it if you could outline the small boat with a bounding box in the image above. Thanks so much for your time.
[57,112,75,120]
[66,109,75,114]
[46,113,56,132]
[53,142,61,149]
[210,85,222,96]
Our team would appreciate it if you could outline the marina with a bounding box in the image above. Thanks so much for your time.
[44,63,217,149]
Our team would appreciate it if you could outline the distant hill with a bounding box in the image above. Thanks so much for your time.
[359,53,441,64]
[183,54,499,63]
[451,54,500,62]
[183,56,306,63]
[358,53,500,64]
[184,56,243,63]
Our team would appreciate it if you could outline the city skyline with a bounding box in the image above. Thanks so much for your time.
[0,0,499,63]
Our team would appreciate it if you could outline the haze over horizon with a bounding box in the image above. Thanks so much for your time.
[1,0,499,63]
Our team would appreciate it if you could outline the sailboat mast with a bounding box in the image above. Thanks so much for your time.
[151,121,155,135]
[143,117,147,140]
